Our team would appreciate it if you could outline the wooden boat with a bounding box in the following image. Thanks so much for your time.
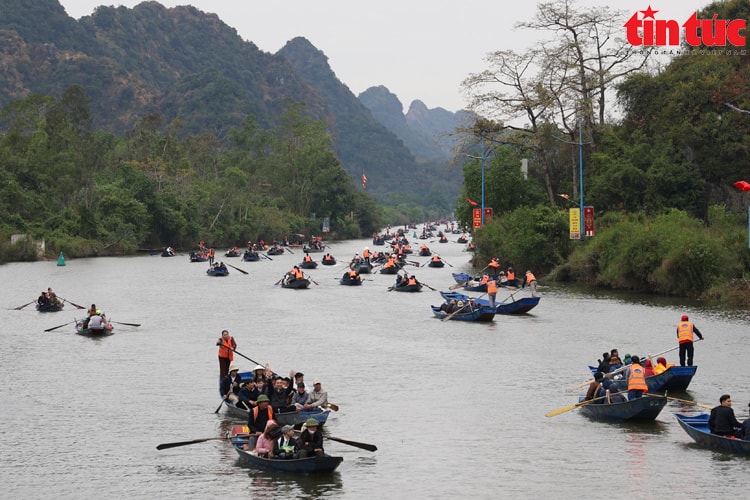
[281,277,310,289]
[75,319,114,337]
[300,260,318,269]
[207,266,230,277]
[441,291,540,315]
[675,413,750,455]
[427,259,445,268]
[36,302,64,313]
[430,304,495,322]
[225,248,241,257]
[390,282,422,292]
[588,365,697,393]
[189,252,208,262]
[356,262,373,274]
[267,245,285,256]
[378,265,399,275]
[321,256,337,266]
[578,395,667,421]
[243,251,261,262]
[230,425,343,473]
[223,401,330,427]
[339,275,362,286]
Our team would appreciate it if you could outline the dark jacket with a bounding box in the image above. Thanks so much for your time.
[219,373,242,397]
[709,405,742,435]
[296,428,324,454]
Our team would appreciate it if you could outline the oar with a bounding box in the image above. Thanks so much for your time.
[442,305,467,321]
[420,282,437,291]
[273,278,283,286]
[306,275,319,286]
[156,436,231,450]
[285,247,295,254]
[13,301,35,310]
[214,397,226,414]
[406,260,421,267]
[326,435,377,452]
[261,254,273,261]
[44,321,75,332]
[327,402,339,411]
[546,390,629,417]
[110,321,141,327]
[499,292,518,304]
[225,263,248,275]
[440,258,454,268]
[448,281,468,290]
[61,298,86,309]
[658,395,713,409]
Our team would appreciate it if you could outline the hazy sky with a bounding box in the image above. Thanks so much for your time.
[58,0,713,112]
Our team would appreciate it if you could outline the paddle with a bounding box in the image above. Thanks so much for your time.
[326,435,377,452]
[110,321,141,327]
[499,292,518,304]
[306,275,319,286]
[44,321,75,332]
[13,301,35,310]
[440,258,454,268]
[657,395,713,409]
[214,397,226,414]
[225,262,248,275]
[420,282,437,291]
[261,254,273,261]
[61,298,86,309]
[273,278,283,286]
[327,402,339,411]
[546,390,629,417]
[156,436,231,450]
[448,281,469,290]
[285,247,295,254]
[407,260,421,267]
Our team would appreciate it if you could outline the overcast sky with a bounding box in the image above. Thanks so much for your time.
[58,0,713,113]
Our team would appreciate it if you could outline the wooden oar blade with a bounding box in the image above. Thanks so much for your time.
[156,436,227,450]
[326,435,377,452]
[44,321,73,332]
[327,402,339,411]
[112,321,141,327]
[14,301,35,310]
[226,263,248,275]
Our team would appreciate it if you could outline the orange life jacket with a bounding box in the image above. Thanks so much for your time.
[304,255,312,262]
[487,280,498,294]
[507,270,515,281]
[407,277,417,285]
[525,271,537,283]
[363,249,370,258]
[432,255,440,262]
[627,363,648,392]
[481,275,489,285]
[252,405,274,420]
[218,337,235,360]
[677,321,694,344]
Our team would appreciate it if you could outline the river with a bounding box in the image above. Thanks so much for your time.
[1,234,748,499]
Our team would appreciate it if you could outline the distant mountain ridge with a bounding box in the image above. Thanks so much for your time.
[0,0,466,208]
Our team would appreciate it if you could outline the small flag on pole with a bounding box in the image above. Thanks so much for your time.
[362,172,367,189]
[465,197,479,206]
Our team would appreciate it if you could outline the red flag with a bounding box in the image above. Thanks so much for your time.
[733,180,750,192]
[558,193,570,200]
[465,197,479,206]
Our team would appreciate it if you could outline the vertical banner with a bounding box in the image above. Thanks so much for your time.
[583,206,595,237]
[483,207,493,223]
[322,217,330,233]
[569,208,580,240]
[472,208,482,229]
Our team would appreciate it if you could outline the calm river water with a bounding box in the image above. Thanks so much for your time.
[1,234,748,499]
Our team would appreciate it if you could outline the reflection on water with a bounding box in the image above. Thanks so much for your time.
[1,237,749,498]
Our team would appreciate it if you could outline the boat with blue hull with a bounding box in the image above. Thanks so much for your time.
[675,413,750,455]
[230,425,343,473]
[430,304,495,322]
[578,395,667,421]
[441,291,540,315]
[587,365,697,392]
[207,266,230,277]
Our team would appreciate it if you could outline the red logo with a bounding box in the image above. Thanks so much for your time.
[624,5,746,47]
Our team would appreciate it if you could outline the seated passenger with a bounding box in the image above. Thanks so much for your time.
[292,382,309,410]
[274,424,298,459]
[254,420,281,458]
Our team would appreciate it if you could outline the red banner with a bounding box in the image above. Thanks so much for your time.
[584,206,595,237]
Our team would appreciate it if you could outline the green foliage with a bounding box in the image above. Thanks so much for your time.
[473,205,572,273]
[561,208,745,297]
